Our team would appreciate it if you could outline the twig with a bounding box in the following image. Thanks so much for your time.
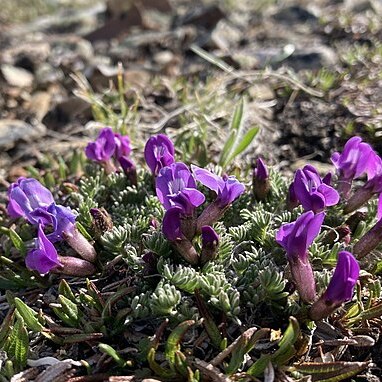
[210,327,258,366]
[194,359,233,382]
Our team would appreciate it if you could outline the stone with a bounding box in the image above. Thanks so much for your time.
[35,63,64,87]
[0,64,34,88]
[27,92,52,122]
[174,5,225,30]
[106,0,172,18]
[272,5,318,24]
[280,45,338,71]
[0,119,46,150]
[85,5,143,42]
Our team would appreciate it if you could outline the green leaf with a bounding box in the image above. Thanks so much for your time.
[247,354,272,377]
[219,99,244,167]
[14,298,44,332]
[228,126,259,160]
[5,315,29,371]
[99,344,126,366]
[273,316,300,366]
[58,279,76,303]
[174,351,188,378]
[58,295,79,324]
[148,348,176,379]
[9,229,27,257]
[14,318,29,370]
[165,320,195,367]
[247,318,299,377]
[76,222,93,241]
[195,290,223,349]
[51,305,78,328]
[225,328,270,375]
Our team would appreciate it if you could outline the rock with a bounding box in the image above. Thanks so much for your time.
[2,42,51,68]
[232,44,295,69]
[249,84,275,101]
[27,92,51,122]
[0,119,46,150]
[85,4,143,42]
[210,21,242,51]
[280,45,338,71]
[50,37,94,67]
[106,0,172,18]
[43,97,91,126]
[35,63,65,87]
[344,0,375,12]
[0,64,34,88]
[154,50,175,66]
[174,5,225,30]
[272,5,318,24]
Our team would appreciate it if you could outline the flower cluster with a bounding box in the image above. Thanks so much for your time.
[7,178,96,275]
[145,134,245,265]
[276,135,382,318]
[276,210,359,318]
[85,127,136,183]
[10,131,382,324]
[331,136,381,199]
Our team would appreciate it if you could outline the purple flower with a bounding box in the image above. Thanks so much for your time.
[276,211,325,303]
[118,156,137,186]
[254,158,268,181]
[30,204,77,243]
[331,136,381,197]
[162,206,199,265]
[310,251,359,320]
[324,251,359,304]
[114,133,131,159]
[287,183,299,210]
[145,134,175,175]
[85,127,116,163]
[200,226,219,264]
[25,225,61,274]
[7,178,55,224]
[191,165,245,208]
[162,206,183,241]
[156,162,205,213]
[292,165,339,212]
[201,226,219,247]
[253,158,271,200]
[276,211,325,262]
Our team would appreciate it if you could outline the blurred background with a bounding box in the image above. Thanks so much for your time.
[1,0,382,183]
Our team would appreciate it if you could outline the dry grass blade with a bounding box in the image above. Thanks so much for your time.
[210,327,257,366]
[194,359,233,382]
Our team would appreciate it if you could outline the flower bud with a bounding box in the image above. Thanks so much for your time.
[353,219,382,259]
[53,256,96,276]
[253,158,271,201]
[162,206,199,265]
[200,226,219,265]
[309,251,359,321]
[62,226,97,263]
[90,207,113,238]
[118,156,137,186]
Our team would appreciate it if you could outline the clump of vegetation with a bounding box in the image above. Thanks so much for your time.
[1,94,382,380]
